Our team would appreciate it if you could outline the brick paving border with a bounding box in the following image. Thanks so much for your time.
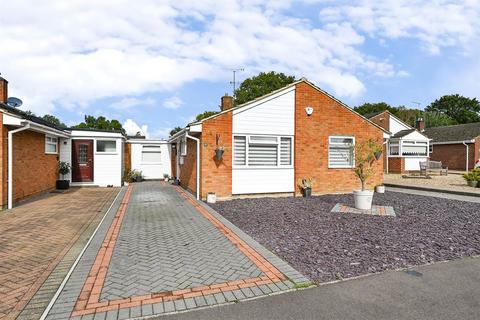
[70,184,306,318]
[331,203,396,216]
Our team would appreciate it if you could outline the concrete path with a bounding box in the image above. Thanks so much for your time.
[162,256,480,320]
[46,182,308,320]
[387,186,480,203]
[0,187,119,320]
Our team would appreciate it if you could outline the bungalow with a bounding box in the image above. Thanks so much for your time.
[368,110,430,173]
[0,77,125,209]
[169,78,387,200]
[424,122,480,171]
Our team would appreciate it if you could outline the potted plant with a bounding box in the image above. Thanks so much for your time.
[207,192,217,203]
[56,161,71,190]
[353,139,382,210]
[375,184,385,193]
[130,169,143,182]
[298,178,313,197]
[463,171,478,187]
[163,173,169,182]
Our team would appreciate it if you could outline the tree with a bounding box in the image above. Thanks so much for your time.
[42,114,67,128]
[195,111,218,122]
[426,94,480,124]
[394,106,423,127]
[423,111,456,128]
[169,126,183,137]
[74,115,125,133]
[354,102,394,116]
[234,71,295,105]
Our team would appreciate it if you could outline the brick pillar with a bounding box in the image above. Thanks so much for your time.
[0,77,7,103]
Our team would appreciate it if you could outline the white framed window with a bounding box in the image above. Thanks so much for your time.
[96,140,116,153]
[45,135,58,154]
[179,138,187,156]
[401,140,427,156]
[389,141,399,156]
[233,135,293,168]
[142,145,162,163]
[328,136,355,168]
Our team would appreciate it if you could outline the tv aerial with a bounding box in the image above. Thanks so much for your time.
[6,97,23,108]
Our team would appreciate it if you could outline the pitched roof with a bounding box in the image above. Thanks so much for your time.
[0,102,65,131]
[184,78,389,134]
[391,129,416,138]
[423,122,480,142]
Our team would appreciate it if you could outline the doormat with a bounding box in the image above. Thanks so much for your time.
[331,203,396,217]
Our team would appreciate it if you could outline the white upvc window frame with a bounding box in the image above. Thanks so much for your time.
[401,140,428,157]
[328,135,355,169]
[141,145,162,164]
[389,140,400,156]
[232,134,294,169]
[95,139,117,154]
[45,135,58,154]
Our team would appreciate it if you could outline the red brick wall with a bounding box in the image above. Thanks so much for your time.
[0,128,59,206]
[171,146,177,178]
[430,142,477,170]
[294,82,384,194]
[200,112,232,199]
[388,157,404,173]
[369,111,390,131]
[179,138,197,195]
[0,78,7,103]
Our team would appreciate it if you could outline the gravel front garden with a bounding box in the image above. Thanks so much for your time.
[211,192,480,283]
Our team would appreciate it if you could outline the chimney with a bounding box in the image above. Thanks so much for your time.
[220,94,233,111]
[0,77,7,104]
[415,118,425,132]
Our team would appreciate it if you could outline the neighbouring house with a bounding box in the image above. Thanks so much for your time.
[424,122,480,171]
[0,77,125,209]
[368,110,430,173]
[126,136,171,179]
[169,78,387,200]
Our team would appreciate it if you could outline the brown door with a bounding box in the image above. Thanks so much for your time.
[72,140,94,182]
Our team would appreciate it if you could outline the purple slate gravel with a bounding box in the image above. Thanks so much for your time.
[210,192,480,283]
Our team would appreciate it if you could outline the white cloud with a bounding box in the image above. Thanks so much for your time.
[123,119,149,137]
[320,0,480,55]
[163,96,183,109]
[109,97,155,110]
[0,0,415,115]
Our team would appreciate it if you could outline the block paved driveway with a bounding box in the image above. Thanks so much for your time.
[0,187,120,320]
[47,182,309,320]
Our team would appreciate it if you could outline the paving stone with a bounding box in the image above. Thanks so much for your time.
[164,301,175,313]
[184,298,196,309]
[142,303,153,316]
[117,308,130,320]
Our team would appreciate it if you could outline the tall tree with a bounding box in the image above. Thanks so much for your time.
[42,114,67,128]
[234,71,295,105]
[425,94,480,124]
[423,111,456,128]
[195,111,218,121]
[354,102,394,116]
[74,115,125,133]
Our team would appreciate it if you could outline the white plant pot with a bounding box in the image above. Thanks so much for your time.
[375,185,385,193]
[353,190,374,210]
[164,178,169,181]
[207,193,217,204]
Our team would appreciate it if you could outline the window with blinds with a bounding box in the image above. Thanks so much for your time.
[280,137,292,165]
[233,136,246,165]
[328,136,354,168]
[233,135,293,167]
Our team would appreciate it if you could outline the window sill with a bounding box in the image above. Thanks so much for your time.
[45,152,58,155]
[328,166,355,169]
[140,162,163,165]
[233,166,294,170]
[95,152,118,155]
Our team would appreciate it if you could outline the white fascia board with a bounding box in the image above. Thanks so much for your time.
[127,139,169,144]
[27,122,70,138]
[431,140,475,145]
[3,113,23,126]
[189,123,202,133]
[69,130,124,138]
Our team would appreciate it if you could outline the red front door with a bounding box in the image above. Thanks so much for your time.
[72,140,94,182]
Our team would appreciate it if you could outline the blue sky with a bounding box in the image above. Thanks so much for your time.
[1,1,479,138]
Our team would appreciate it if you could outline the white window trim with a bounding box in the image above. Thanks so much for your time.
[400,140,428,157]
[232,134,294,169]
[45,135,58,154]
[95,139,118,155]
[328,136,355,169]
[141,145,162,164]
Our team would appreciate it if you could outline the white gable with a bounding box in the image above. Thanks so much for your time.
[390,116,411,135]
[232,88,295,136]
[400,130,430,141]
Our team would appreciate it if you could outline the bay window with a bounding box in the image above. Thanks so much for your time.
[233,135,293,167]
[402,140,427,156]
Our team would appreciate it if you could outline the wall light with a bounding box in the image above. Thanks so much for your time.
[305,106,314,116]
